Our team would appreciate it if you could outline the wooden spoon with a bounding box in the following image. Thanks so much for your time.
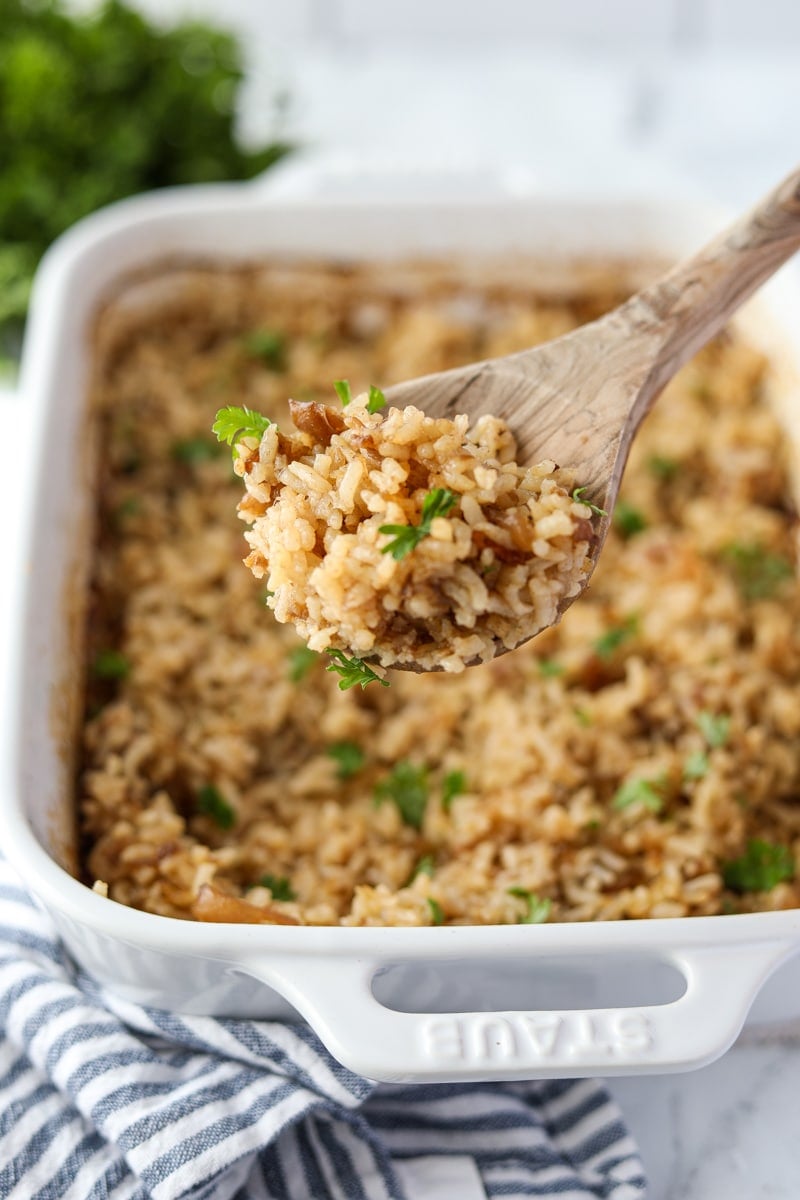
[386,165,800,588]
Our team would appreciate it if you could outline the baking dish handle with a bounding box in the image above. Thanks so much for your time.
[237,939,794,1082]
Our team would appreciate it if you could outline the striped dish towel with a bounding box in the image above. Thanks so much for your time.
[0,856,647,1200]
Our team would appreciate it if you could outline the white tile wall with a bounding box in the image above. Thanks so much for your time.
[118,0,800,48]
[334,0,677,47]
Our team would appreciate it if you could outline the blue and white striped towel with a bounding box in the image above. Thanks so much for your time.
[0,856,647,1200]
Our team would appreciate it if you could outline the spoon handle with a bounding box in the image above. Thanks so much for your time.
[617,165,800,411]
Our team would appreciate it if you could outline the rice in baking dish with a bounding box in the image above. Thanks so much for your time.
[80,260,800,926]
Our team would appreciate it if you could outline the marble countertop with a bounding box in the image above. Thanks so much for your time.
[611,1027,800,1199]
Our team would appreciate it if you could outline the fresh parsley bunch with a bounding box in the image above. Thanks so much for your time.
[0,0,290,361]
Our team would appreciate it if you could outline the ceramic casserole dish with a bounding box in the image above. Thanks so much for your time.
[2,160,800,1084]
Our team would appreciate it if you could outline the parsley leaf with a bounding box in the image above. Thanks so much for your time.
[259,874,296,901]
[171,437,222,465]
[92,649,130,681]
[647,455,679,481]
[442,770,467,813]
[407,854,435,883]
[593,615,638,659]
[614,500,647,539]
[374,762,428,830]
[538,658,564,678]
[197,784,235,830]
[722,839,795,893]
[327,740,365,780]
[333,380,352,407]
[683,750,710,781]
[367,385,387,414]
[427,897,445,925]
[720,542,794,601]
[508,887,552,924]
[288,645,319,683]
[326,650,389,691]
[697,711,731,749]
[212,406,272,458]
[612,777,665,814]
[571,486,608,517]
[243,329,286,370]
[380,488,459,561]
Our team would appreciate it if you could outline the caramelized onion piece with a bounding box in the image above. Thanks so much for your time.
[192,883,299,925]
[289,399,346,445]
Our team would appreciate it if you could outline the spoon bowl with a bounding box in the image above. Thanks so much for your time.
[384,164,800,651]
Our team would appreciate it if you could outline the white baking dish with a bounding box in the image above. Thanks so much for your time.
[2,159,800,1084]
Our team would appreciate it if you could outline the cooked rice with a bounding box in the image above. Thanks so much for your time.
[79,260,800,926]
[236,397,595,673]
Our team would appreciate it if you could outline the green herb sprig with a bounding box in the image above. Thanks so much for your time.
[326,650,389,691]
[327,741,365,780]
[612,776,665,815]
[379,488,459,561]
[720,542,794,601]
[374,762,428,830]
[171,437,223,466]
[367,385,387,414]
[333,380,352,407]
[507,887,552,924]
[259,874,296,901]
[427,897,445,925]
[288,645,319,683]
[697,711,731,749]
[407,854,435,883]
[212,406,273,458]
[244,329,286,371]
[92,650,130,681]
[197,784,235,830]
[593,615,639,660]
[722,839,795,893]
[571,487,608,517]
[442,770,467,813]
[613,500,647,539]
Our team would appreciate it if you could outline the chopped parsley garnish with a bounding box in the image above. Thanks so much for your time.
[379,488,459,561]
[538,658,564,678]
[721,839,795,893]
[442,770,467,813]
[427,897,445,925]
[571,486,608,517]
[408,854,435,883]
[574,707,592,727]
[367,385,387,414]
[613,501,647,539]
[374,762,428,830]
[647,454,679,481]
[697,711,731,749]
[326,650,390,691]
[327,740,365,780]
[333,380,352,407]
[612,777,665,814]
[508,887,552,924]
[197,784,235,830]
[683,750,710,781]
[91,649,130,681]
[593,615,638,659]
[171,437,223,465]
[720,541,794,601]
[259,874,296,901]
[212,406,273,458]
[288,645,319,683]
[244,329,286,370]
[114,497,141,523]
